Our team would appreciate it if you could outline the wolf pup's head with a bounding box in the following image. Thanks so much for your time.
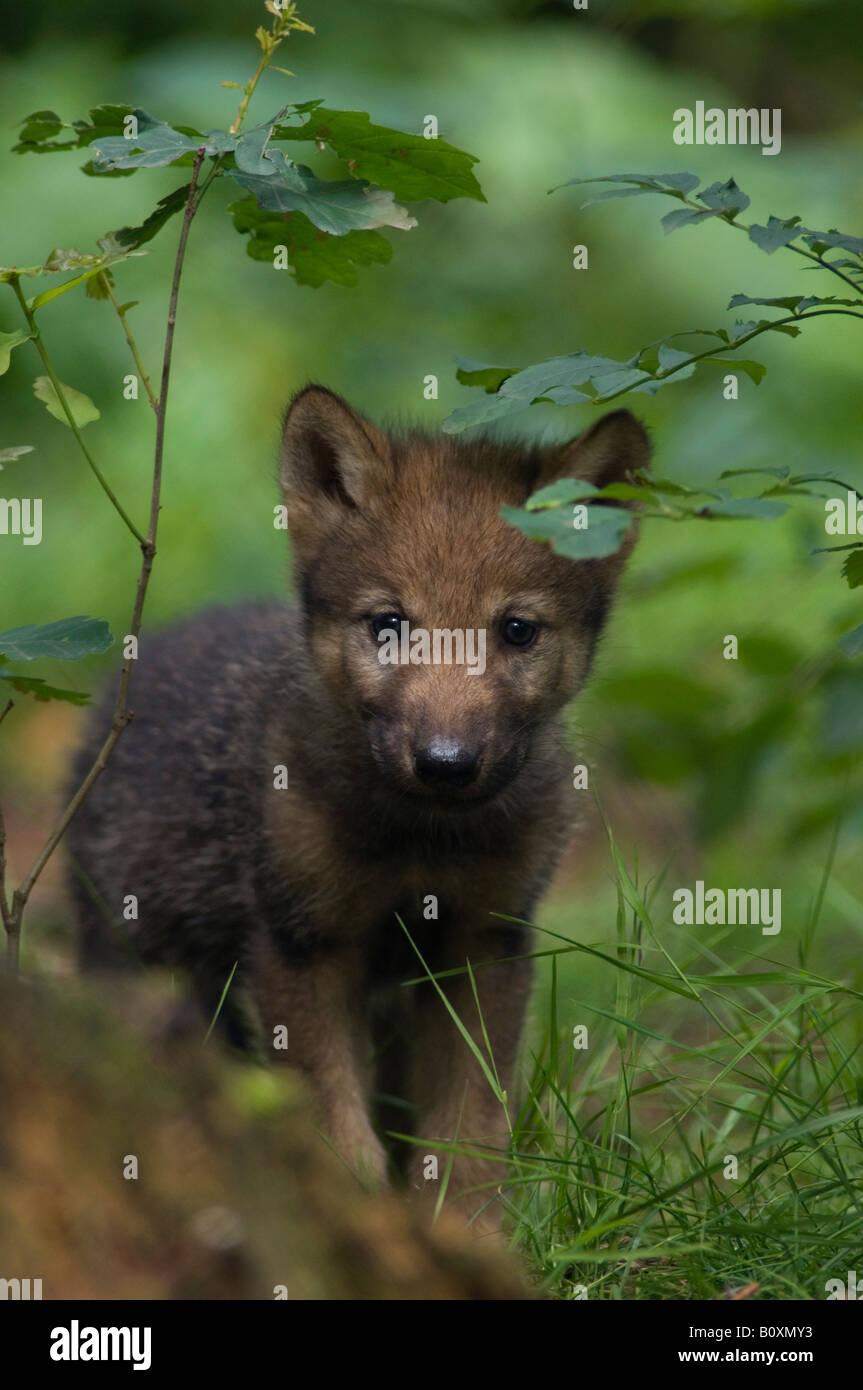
[281,386,648,804]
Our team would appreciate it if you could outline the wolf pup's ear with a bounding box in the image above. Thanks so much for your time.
[543,409,651,491]
[280,386,392,553]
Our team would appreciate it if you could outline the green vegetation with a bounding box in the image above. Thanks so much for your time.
[1,0,860,1298]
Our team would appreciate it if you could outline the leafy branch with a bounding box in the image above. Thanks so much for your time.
[0,156,207,970]
[445,174,863,433]
[444,171,863,609]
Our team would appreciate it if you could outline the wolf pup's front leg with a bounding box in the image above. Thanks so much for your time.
[410,920,533,1234]
[249,928,388,1187]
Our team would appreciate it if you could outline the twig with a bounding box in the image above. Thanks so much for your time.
[230,50,271,134]
[0,705,12,959]
[229,1,314,134]
[104,278,159,412]
[667,191,863,297]
[593,307,863,408]
[0,807,10,933]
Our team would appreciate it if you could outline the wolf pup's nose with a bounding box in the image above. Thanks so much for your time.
[414,737,479,789]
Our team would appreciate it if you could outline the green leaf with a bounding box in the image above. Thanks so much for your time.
[13,104,137,159]
[701,356,766,384]
[442,393,530,433]
[729,292,804,312]
[33,376,100,429]
[661,178,749,234]
[654,172,701,195]
[2,239,145,291]
[75,105,138,147]
[231,150,417,235]
[234,127,279,176]
[91,104,285,177]
[0,445,34,468]
[525,478,600,510]
[89,109,215,171]
[801,228,863,258]
[228,197,392,286]
[502,501,633,559]
[73,107,144,175]
[578,186,661,209]
[655,344,694,372]
[842,549,863,590]
[499,504,578,541]
[698,178,750,216]
[454,356,519,393]
[502,352,651,403]
[273,108,484,203]
[0,673,90,705]
[14,109,64,145]
[28,263,130,310]
[795,295,863,311]
[4,241,146,306]
[0,329,34,374]
[594,481,660,503]
[730,317,800,341]
[443,346,688,433]
[720,466,790,480]
[442,397,519,433]
[792,471,862,494]
[728,292,862,314]
[698,497,788,520]
[685,326,730,344]
[100,184,192,254]
[80,160,137,180]
[85,269,113,299]
[632,472,712,498]
[44,248,100,272]
[748,215,802,253]
[553,508,634,559]
[0,262,48,282]
[760,482,823,498]
[0,616,113,661]
[661,207,716,234]
[552,171,699,197]
[44,247,102,272]
[839,622,863,656]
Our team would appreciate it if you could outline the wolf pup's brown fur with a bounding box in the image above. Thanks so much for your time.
[68,386,648,1231]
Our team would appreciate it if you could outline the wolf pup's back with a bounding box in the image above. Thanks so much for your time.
[69,602,300,976]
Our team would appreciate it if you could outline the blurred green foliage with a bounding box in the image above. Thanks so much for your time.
[0,0,860,966]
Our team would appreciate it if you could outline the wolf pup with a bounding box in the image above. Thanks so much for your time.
[68,386,648,1231]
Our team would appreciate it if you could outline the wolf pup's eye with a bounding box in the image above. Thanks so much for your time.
[370,612,404,640]
[502,618,538,648]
